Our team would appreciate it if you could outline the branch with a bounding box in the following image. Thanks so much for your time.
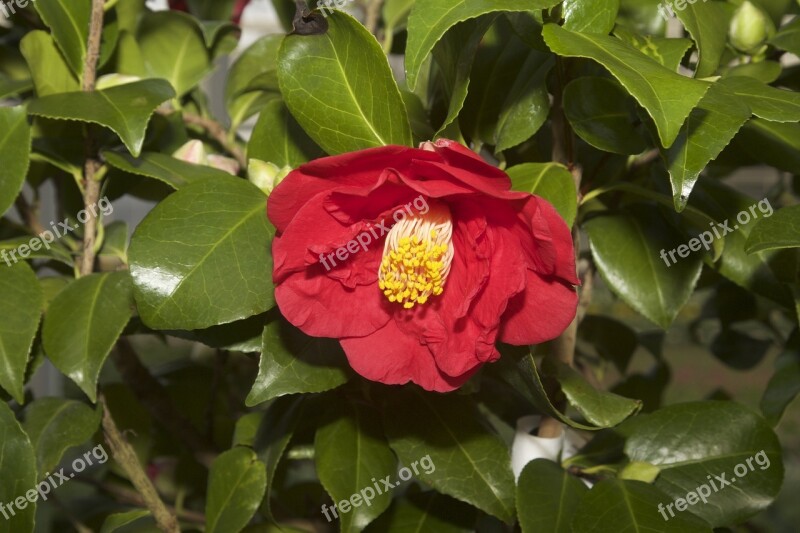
[112,338,218,468]
[159,109,247,169]
[14,193,46,237]
[99,394,180,533]
[78,0,106,277]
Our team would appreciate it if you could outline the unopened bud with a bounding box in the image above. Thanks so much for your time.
[208,155,240,176]
[248,159,291,195]
[172,140,208,166]
[729,1,775,54]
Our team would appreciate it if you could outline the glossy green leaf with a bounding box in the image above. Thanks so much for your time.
[137,11,210,97]
[760,333,800,426]
[542,24,709,148]
[27,79,176,157]
[42,272,134,402]
[563,77,646,155]
[735,118,800,173]
[0,402,37,533]
[246,319,350,406]
[572,479,712,532]
[585,208,703,328]
[664,79,751,211]
[248,99,323,168]
[744,204,800,253]
[723,60,783,82]
[100,510,151,533]
[404,0,560,90]
[494,50,552,152]
[23,397,101,475]
[226,35,282,130]
[613,28,693,72]
[278,12,412,154]
[365,491,477,533]
[507,163,577,226]
[18,31,79,97]
[103,150,233,189]
[517,460,588,533]
[545,359,642,427]
[384,0,416,34]
[316,399,396,532]
[673,0,731,78]
[0,106,31,217]
[129,176,274,331]
[770,16,800,54]
[563,0,619,34]
[254,396,304,521]
[384,390,516,522]
[721,75,800,122]
[0,74,32,99]
[206,447,267,533]
[34,0,90,78]
[618,401,783,527]
[0,262,43,404]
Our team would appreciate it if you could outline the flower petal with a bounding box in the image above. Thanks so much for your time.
[499,271,578,345]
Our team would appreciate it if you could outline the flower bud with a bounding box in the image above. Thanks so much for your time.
[729,1,775,54]
[248,159,291,195]
[172,140,208,166]
[208,155,240,176]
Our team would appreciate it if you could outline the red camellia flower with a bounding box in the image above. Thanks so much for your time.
[267,140,579,392]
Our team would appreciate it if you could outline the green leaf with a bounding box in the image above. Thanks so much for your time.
[254,396,304,521]
[720,75,800,123]
[18,31,79,97]
[100,510,151,533]
[585,208,703,328]
[404,0,560,90]
[137,11,210,97]
[384,0,416,34]
[365,491,477,532]
[545,359,642,427]
[542,24,710,148]
[0,106,31,217]
[770,16,800,54]
[745,204,800,253]
[613,28,693,72]
[103,150,233,189]
[494,50,552,152]
[226,35,282,130]
[0,75,32,99]
[571,479,712,532]
[664,79,751,211]
[618,401,783,527]
[517,460,588,533]
[507,163,577,227]
[0,402,37,533]
[384,390,516,522]
[248,99,323,168]
[735,118,800,173]
[563,0,619,35]
[316,399,396,532]
[129,176,274,331]
[0,262,43,404]
[42,272,134,402]
[34,0,90,79]
[278,12,412,154]
[760,333,800,426]
[578,315,638,374]
[673,0,731,78]
[23,397,101,475]
[206,447,267,533]
[27,79,176,157]
[563,77,646,155]
[245,318,350,406]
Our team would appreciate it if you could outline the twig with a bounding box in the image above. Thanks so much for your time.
[78,0,106,277]
[99,394,180,533]
[364,0,383,36]
[112,338,217,468]
[14,193,46,237]
[158,109,247,169]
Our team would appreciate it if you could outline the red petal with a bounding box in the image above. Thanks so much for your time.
[499,271,578,345]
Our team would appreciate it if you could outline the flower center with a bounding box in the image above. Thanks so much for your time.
[378,204,454,309]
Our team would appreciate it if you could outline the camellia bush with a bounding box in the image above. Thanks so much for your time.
[1,0,800,531]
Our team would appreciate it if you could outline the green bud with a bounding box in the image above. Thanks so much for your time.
[729,1,775,54]
[248,159,292,195]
